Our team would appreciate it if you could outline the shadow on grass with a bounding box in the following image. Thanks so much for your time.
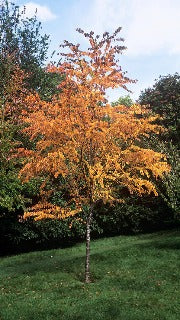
[136,229,180,250]
[1,229,179,282]
[141,240,180,250]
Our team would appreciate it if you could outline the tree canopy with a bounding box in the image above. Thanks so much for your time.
[19,28,170,282]
[0,0,62,99]
[138,73,180,216]
[112,95,134,107]
[139,73,180,147]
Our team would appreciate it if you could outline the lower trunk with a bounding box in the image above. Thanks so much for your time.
[85,204,93,283]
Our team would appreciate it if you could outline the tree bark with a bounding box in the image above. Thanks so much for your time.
[85,203,93,283]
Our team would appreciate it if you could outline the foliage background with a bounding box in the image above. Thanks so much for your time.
[0,1,179,256]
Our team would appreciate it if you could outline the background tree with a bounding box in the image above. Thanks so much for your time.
[139,73,180,218]
[0,0,63,214]
[0,1,63,252]
[19,28,169,283]
[112,94,134,107]
[138,73,180,147]
[0,0,62,99]
[0,54,30,255]
[0,53,28,214]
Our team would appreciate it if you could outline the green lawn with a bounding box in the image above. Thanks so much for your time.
[0,230,179,320]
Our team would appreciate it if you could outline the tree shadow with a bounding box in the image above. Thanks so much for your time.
[135,229,180,251]
[2,230,179,282]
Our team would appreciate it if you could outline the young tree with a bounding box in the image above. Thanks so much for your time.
[19,28,170,283]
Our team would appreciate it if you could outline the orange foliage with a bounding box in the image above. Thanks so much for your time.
[0,56,29,165]
[19,28,170,220]
[0,55,27,123]
[23,201,81,221]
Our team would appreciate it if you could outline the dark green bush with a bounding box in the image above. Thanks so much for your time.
[93,202,174,236]
[0,195,177,256]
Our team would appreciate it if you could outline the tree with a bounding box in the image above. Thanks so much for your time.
[159,144,180,217]
[0,1,62,252]
[19,28,170,283]
[138,73,180,147]
[0,52,28,212]
[112,94,134,107]
[139,73,180,217]
[0,0,61,99]
[0,0,61,211]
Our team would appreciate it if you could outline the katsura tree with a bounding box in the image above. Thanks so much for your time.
[19,28,170,283]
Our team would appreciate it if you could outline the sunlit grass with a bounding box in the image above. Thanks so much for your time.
[0,230,179,320]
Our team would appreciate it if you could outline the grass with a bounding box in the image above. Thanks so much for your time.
[0,230,179,320]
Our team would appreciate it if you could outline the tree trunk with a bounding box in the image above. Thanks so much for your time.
[85,204,93,283]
